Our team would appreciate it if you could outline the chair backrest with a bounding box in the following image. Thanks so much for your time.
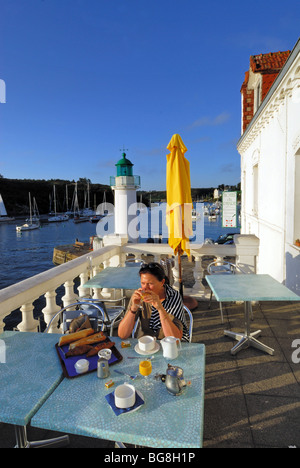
[183,305,193,342]
[44,301,108,334]
[207,261,237,275]
[131,317,140,338]
[208,260,248,275]
[160,257,175,286]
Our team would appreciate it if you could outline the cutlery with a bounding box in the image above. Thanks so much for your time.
[114,369,138,380]
[127,355,154,360]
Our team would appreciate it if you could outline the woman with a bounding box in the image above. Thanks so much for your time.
[118,262,190,342]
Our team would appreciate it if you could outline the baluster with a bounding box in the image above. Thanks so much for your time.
[191,254,206,297]
[62,279,78,307]
[0,317,5,334]
[172,256,180,291]
[153,253,161,263]
[42,290,61,333]
[78,271,90,299]
[90,263,103,300]
[18,302,39,332]
[100,259,112,299]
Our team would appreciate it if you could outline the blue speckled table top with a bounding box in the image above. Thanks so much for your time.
[0,331,63,426]
[206,274,300,303]
[82,266,141,290]
[31,337,205,448]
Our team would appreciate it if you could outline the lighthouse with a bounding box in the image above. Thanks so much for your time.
[110,152,140,241]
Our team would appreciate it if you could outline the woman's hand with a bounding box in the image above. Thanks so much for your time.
[139,289,161,310]
[131,288,145,309]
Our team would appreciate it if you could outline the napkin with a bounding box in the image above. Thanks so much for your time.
[105,390,144,416]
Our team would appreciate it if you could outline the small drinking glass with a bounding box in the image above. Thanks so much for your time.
[139,360,153,389]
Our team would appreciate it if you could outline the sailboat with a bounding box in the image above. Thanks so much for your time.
[48,185,69,222]
[16,193,40,231]
[0,194,14,222]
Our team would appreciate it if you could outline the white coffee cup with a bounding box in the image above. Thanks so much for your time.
[114,383,136,409]
[138,335,156,352]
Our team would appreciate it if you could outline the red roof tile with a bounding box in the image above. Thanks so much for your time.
[250,51,290,74]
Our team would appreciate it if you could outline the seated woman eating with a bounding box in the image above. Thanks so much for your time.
[118,262,190,342]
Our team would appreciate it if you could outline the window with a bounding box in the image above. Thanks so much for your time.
[253,164,259,216]
[294,150,300,245]
[254,81,261,113]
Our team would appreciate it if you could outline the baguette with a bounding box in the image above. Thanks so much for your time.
[69,331,107,350]
[58,328,94,347]
[65,344,93,357]
[86,340,115,357]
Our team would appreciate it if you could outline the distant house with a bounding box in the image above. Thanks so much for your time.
[213,188,221,199]
[237,39,300,294]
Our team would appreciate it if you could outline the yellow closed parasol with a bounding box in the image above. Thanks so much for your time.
[166,134,193,296]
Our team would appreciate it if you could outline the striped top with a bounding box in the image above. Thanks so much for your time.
[148,284,190,342]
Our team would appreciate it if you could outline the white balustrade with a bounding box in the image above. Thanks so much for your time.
[0,235,259,333]
[18,302,39,332]
[42,290,61,333]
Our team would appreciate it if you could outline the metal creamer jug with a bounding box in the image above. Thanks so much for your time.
[165,364,186,395]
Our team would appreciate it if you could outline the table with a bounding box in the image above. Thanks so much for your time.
[82,265,141,291]
[31,337,205,448]
[0,331,69,448]
[206,274,300,355]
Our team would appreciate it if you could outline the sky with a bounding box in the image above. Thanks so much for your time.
[1,0,300,192]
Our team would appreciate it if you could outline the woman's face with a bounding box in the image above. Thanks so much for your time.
[140,272,165,296]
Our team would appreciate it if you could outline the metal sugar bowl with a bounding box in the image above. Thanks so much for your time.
[97,349,111,379]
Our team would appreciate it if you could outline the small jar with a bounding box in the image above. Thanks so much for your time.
[97,356,110,379]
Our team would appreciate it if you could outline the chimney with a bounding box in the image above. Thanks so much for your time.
[241,50,290,134]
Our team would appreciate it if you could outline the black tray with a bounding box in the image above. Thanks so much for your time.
[55,336,123,378]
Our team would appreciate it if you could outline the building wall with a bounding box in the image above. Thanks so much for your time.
[238,42,300,294]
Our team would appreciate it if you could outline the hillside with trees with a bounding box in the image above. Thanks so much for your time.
[0,175,240,217]
[0,177,114,216]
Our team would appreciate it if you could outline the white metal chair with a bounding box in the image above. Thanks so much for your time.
[207,260,253,323]
[79,297,126,336]
[44,301,108,334]
[183,305,193,342]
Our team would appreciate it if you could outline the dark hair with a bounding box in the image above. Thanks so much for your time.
[139,262,169,285]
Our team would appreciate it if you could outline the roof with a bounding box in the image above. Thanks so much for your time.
[250,50,290,74]
[115,152,133,167]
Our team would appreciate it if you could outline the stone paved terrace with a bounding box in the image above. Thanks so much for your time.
[1,296,300,449]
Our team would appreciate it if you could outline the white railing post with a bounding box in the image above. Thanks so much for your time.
[18,302,39,332]
[190,254,206,298]
[42,290,61,333]
[172,256,180,291]
[99,259,111,299]
[0,317,4,334]
[78,271,90,299]
[62,279,78,307]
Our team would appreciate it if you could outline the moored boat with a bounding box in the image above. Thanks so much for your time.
[0,193,15,222]
[16,193,40,231]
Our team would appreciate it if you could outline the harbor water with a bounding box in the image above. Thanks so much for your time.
[0,205,239,329]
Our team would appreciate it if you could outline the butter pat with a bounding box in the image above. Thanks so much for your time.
[105,379,114,388]
[121,341,131,348]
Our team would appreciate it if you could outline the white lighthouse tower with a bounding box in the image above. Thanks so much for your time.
[110,152,140,241]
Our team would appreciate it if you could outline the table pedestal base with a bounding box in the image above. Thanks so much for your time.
[15,425,69,448]
[224,302,275,356]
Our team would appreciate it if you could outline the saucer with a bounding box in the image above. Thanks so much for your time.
[105,390,144,415]
[134,341,160,355]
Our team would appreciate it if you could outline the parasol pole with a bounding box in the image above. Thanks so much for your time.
[178,246,183,298]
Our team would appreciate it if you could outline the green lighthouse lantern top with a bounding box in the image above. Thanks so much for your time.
[115,152,133,177]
